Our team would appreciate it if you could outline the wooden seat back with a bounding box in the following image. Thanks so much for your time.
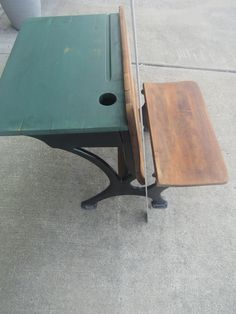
[119,6,145,184]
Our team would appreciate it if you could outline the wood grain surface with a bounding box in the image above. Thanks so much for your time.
[143,81,228,186]
[119,6,145,184]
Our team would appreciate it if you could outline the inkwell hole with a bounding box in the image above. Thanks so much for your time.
[99,93,117,106]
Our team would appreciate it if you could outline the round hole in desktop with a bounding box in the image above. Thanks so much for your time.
[99,93,117,106]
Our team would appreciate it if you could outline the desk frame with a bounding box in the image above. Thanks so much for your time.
[33,132,168,209]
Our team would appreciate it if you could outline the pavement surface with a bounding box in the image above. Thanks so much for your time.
[0,1,236,313]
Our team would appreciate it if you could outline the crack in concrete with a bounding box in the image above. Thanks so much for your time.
[133,62,236,74]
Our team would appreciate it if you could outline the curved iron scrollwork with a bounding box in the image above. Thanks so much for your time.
[65,147,167,209]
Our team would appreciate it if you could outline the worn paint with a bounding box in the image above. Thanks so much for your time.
[64,47,72,54]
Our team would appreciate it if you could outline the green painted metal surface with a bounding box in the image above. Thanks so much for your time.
[0,14,128,135]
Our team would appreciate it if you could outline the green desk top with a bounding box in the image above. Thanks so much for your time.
[0,14,128,136]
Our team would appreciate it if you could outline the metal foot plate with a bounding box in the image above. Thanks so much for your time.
[151,199,168,209]
[81,202,97,210]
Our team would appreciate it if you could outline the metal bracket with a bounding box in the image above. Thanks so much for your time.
[65,147,168,209]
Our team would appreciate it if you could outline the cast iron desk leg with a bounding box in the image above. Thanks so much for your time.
[65,147,168,209]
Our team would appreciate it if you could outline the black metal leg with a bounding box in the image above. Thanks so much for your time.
[147,184,168,209]
[65,147,168,209]
[81,185,116,209]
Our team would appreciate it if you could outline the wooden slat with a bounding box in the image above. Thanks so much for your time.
[143,81,228,186]
[119,6,145,184]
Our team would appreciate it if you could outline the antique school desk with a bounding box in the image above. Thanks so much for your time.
[0,7,228,210]
[0,9,152,209]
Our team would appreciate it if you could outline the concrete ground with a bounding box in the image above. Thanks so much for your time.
[0,1,236,313]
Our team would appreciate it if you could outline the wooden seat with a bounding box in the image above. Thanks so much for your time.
[120,6,227,188]
[143,81,228,186]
